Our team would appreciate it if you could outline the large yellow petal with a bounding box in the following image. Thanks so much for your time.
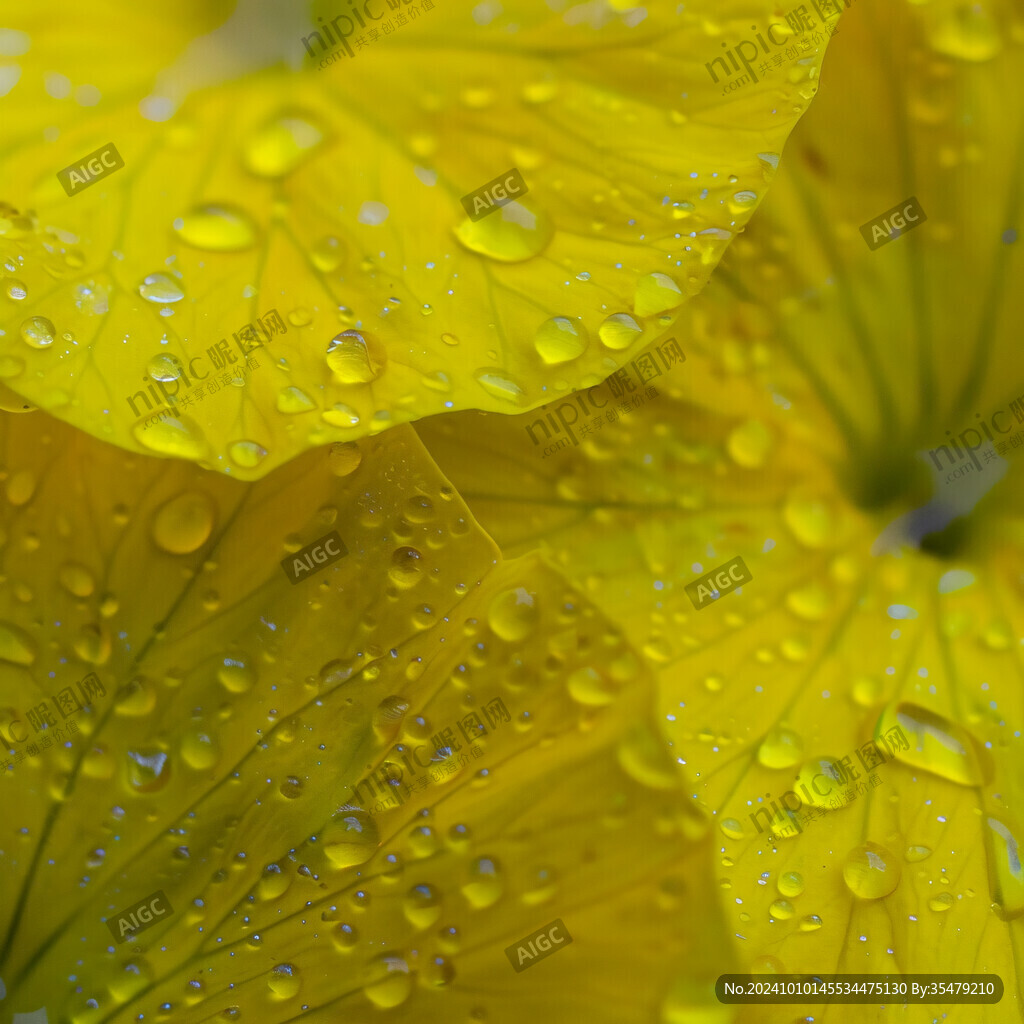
[0,413,732,1022]
[1,0,829,478]
[416,0,1024,1015]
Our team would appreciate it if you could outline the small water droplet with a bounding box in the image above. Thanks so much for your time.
[843,842,901,899]
[533,316,588,364]
[597,312,643,350]
[326,330,387,384]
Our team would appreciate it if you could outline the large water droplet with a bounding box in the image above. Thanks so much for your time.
[533,317,588,364]
[403,883,442,929]
[488,587,537,641]
[757,726,803,769]
[985,817,1024,920]
[597,312,643,350]
[276,386,316,414]
[133,414,209,459]
[0,621,36,665]
[363,953,412,1008]
[843,841,900,899]
[461,856,503,908]
[228,440,267,468]
[126,749,172,792]
[322,808,380,868]
[474,369,526,405]
[267,963,301,999]
[326,330,387,384]
[244,115,324,177]
[151,492,215,554]
[634,272,684,317]
[876,702,992,786]
[454,200,553,262]
[138,273,184,304]
[174,204,256,251]
[19,316,55,349]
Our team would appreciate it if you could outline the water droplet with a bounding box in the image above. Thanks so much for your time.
[244,115,324,177]
[852,676,882,707]
[598,312,643,350]
[181,729,219,770]
[326,329,387,384]
[843,842,901,899]
[985,816,1024,920]
[720,818,744,840]
[174,204,256,251]
[19,316,55,349]
[0,621,36,665]
[727,419,772,468]
[59,562,96,598]
[267,963,300,999]
[389,547,423,589]
[311,235,345,272]
[403,883,442,929]
[876,702,992,786]
[328,441,362,476]
[441,332,459,346]
[567,666,618,706]
[218,660,256,693]
[6,470,35,505]
[276,386,316,414]
[454,200,553,262]
[521,80,558,104]
[769,899,794,919]
[928,2,1002,61]
[151,492,215,554]
[323,403,360,427]
[126,749,172,793]
[133,414,209,459]
[138,273,184,304]
[228,440,267,468]
[488,587,537,641]
[474,369,526,405]
[533,317,588,364]
[757,727,804,769]
[322,808,380,868]
[146,353,185,381]
[929,892,954,912]
[777,871,804,897]
[6,279,27,300]
[461,856,503,908]
[363,953,412,1008]
[783,495,836,548]
[634,272,683,317]
[798,914,822,932]
[905,845,932,862]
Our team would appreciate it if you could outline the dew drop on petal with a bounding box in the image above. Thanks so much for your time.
[597,312,643,351]
[843,842,901,899]
[138,273,184,303]
[533,316,588,364]
[151,492,215,554]
[19,316,55,349]
[174,204,256,251]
